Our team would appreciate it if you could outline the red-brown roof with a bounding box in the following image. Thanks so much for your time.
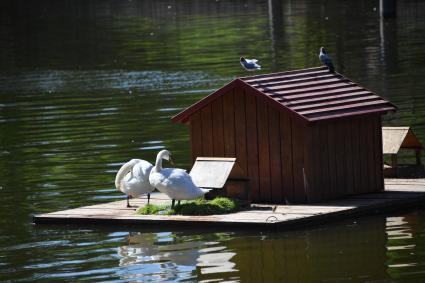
[172,66,396,123]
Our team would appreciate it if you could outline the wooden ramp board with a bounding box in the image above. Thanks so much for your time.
[33,179,425,231]
[189,157,236,189]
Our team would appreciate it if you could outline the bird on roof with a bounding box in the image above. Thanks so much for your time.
[319,47,335,73]
[240,57,261,71]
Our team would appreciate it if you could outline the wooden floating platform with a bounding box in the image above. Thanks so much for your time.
[33,179,425,231]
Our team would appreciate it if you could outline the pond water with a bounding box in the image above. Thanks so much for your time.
[1,0,425,281]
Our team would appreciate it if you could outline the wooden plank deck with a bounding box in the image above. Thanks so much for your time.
[33,179,425,231]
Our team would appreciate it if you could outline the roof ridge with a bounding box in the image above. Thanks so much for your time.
[240,66,328,81]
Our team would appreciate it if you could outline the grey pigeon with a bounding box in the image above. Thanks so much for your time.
[240,57,261,71]
[319,47,335,73]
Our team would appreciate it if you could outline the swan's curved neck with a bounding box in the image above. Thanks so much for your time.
[153,153,163,173]
[115,160,137,189]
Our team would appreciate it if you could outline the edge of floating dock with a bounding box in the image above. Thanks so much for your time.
[33,179,425,231]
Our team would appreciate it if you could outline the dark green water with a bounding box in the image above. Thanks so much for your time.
[1,0,425,281]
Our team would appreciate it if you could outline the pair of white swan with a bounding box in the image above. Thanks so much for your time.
[115,150,210,207]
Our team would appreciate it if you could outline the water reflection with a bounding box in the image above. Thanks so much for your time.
[0,213,424,282]
[112,216,392,282]
[386,213,425,282]
[118,232,237,282]
[111,214,425,282]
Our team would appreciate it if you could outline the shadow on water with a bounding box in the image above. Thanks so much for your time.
[1,0,425,281]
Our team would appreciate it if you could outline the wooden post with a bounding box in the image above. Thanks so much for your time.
[391,154,397,168]
[416,149,422,166]
[380,0,397,18]
[267,0,283,69]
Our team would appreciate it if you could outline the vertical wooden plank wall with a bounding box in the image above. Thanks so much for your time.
[234,89,248,174]
[201,105,213,156]
[318,123,330,200]
[303,126,315,202]
[351,119,361,194]
[374,116,384,191]
[222,90,236,157]
[331,120,348,198]
[257,101,271,202]
[280,113,294,203]
[357,117,368,194]
[211,97,224,156]
[308,116,383,202]
[188,88,306,203]
[307,125,321,202]
[291,120,306,203]
[311,122,328,200]
[365,117,376,193]
[334,120,347,198]
[354,116,379,194]
[268,107,283,203]
[327,122,338,197]
[189,112,202,163]
[245,94,260,201]
[189,90,384,203]
[189,88,261,201]
[344,120,354,195]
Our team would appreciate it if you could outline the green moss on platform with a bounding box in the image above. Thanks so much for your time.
[138,204,170,215]
[137,197,239,216]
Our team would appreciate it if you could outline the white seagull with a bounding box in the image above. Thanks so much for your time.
[240,57,261,71]
[319,47,335,73]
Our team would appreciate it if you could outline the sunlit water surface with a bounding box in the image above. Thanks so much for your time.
[1,0,425,281]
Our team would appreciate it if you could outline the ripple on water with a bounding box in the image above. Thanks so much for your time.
[0,70,226,93]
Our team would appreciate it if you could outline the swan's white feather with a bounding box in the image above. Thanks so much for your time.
[115,159,154,198]
[149,150,210,200]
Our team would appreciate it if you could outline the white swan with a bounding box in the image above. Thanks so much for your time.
[149,149,210,207]
[115,159,154,207]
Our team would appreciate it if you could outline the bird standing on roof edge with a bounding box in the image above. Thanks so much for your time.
[240,57,261,71]
[319,47,335,73]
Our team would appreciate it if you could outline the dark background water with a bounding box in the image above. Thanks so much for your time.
[1,0,425,281]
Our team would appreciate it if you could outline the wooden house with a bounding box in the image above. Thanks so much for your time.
[172,67,397,204]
